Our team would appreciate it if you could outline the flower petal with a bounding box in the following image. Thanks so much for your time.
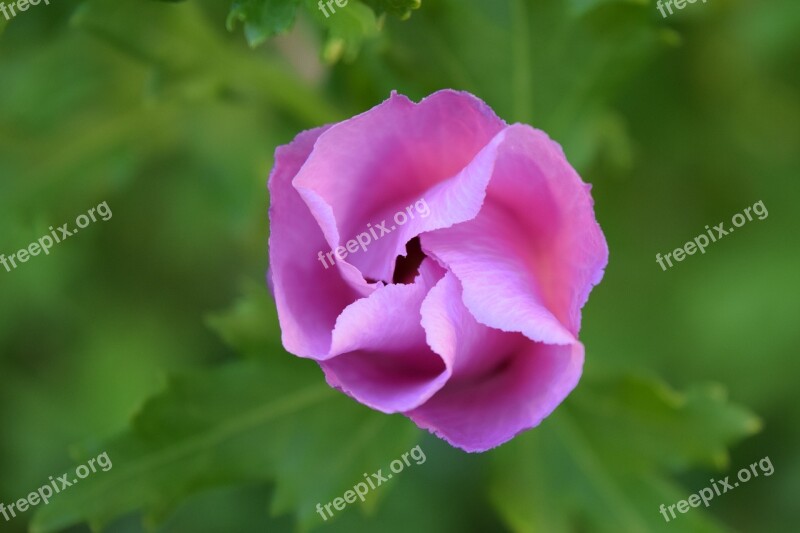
[320,259,451,412]
[408,271,583,452]
[421,124,608,342]
[294,90,507,283]
[408,340,584,452]
[268,126,366,359]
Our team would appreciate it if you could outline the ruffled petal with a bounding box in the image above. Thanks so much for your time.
[294,90,507,283]
[321,260,451,412]
[421,124,607,342]
[408,272,583,452]
[268,126,365,358]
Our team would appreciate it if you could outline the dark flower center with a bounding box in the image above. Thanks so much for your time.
[392,237,426,284]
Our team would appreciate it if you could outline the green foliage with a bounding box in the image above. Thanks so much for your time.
[311,0,380,64]
[71,0,342,124]
[31,288,760,533]
[31,355,420,532]
[490,377,760,533]
[225,0,421,60]
[227,0,302,47]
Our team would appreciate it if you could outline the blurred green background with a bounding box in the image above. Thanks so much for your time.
[1,0,798,532]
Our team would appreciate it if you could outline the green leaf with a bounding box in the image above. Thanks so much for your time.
[31,357,420,532]
[361,0,422,19]
[314,0,380,63]
[225,0,393,62]
[489,375,761,533]
[227,0,303,48]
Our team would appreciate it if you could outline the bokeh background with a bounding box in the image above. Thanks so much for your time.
[1,0,798,532]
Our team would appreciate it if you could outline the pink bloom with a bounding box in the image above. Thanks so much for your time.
[268,90,608,452]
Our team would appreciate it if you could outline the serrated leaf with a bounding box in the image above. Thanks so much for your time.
[489,375,760,533]
[31,357,420,532]
[227,0,302,48]
[225,0,387,62]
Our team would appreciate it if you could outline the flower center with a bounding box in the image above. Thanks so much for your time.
[392,237,426,284]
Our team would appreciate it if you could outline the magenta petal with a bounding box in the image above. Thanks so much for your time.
[422,124,608,342]
[408,340,584,453]
[409,272,583,452]
[481,124,607,334]
[320,260,451,413]
[420,202,576,345]
[294,90,507,283]
[268,126,363,359]
[418,272,519,381]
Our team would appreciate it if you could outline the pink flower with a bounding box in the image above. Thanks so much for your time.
[268,90,608,452]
